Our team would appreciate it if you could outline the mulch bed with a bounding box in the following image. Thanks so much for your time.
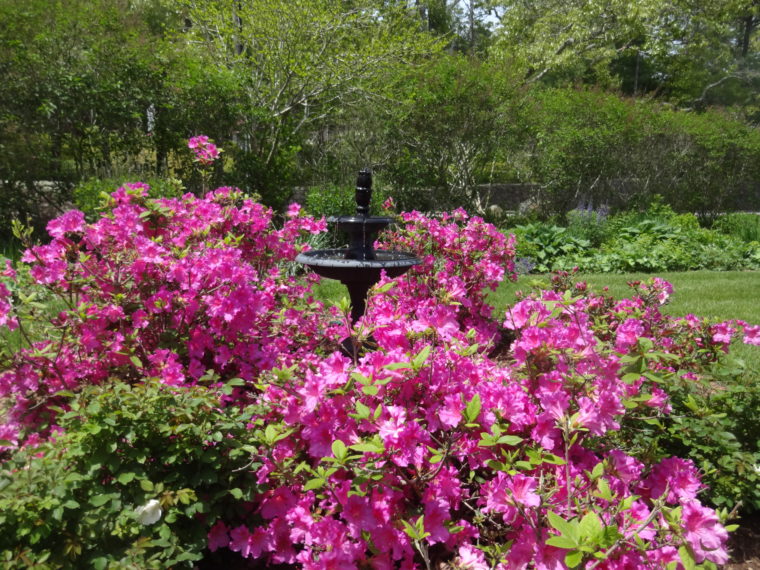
[727,511,760,569]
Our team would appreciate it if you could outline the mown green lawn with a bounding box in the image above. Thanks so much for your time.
[490,271,760,323]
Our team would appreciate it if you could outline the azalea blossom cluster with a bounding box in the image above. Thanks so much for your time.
[188,134,222,166]
[1,189,758,568]
[0,184,332,448]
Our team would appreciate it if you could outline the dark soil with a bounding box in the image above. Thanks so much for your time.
[727,511,760,569]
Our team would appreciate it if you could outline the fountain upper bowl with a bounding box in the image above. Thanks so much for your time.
[296,249,420,282]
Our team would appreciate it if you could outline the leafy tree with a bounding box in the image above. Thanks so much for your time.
[0,0,188,237]
[379,55,522,213]
[179,0,443,207]
[487,0,760,106]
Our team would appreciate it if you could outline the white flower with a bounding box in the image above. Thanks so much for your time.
[135,499,162,525]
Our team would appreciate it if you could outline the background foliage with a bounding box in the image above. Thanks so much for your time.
[1,0,759,245]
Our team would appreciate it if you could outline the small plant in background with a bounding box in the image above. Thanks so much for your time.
[73,176,185,220]
[303,182,389,218]
[566,200,610,247]
[188,135,223,194]
[511,222,590,273]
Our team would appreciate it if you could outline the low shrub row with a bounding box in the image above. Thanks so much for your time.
[510,203,760,274]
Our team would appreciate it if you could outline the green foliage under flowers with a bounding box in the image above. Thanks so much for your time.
[0,378,265,569]
[615,351,760,513]
[509,202,760,274]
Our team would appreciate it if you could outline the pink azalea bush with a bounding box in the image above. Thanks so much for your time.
[0,183,332,448]
[1,187,758,568]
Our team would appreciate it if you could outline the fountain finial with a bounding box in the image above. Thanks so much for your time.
[355,168,372,216]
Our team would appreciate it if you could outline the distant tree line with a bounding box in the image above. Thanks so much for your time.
[1,0,758,240]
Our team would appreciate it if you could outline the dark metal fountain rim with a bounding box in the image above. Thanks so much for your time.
[326,215,396,224]
[296,249,420,268]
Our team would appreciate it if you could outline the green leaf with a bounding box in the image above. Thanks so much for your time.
[678,545,697,570]
[331,439,348,461]
[89,494,112,507]
[117,472,136,485]
[499,434,523,446]
[352,401,371,420]
[384,362,412,371]
[595,478,614,501]
[565,550,583,568]
[351,372,372,385]
[375,281,397,293]
[140,479,154,492]
[412,345,431,370]
[578,512,603,540]
[350,439,385,454]
[547,511,580,544]
[303,478,325,491]
[464,394,482,424]
[546,536,580,549]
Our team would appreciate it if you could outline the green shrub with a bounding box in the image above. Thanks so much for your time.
[73,177,185,220]
[713,213,760,243]
[304,183,389,218]
[565,206,611,248]
[0,378,265,569]
[511,223,590,273]
[512,205,760,273]
[518,88,760,215]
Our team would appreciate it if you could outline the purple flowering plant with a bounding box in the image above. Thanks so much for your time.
[1,181,759,568]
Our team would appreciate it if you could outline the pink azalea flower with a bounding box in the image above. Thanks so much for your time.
[2,259,17,278]
[681,500,729,564]
[228,525,267,558]
[287,203,302,217]
[46,209,85,239]
[455,544,489,570]
[743,324,760,346]
[207,520,229,552]
[711,321,735,345]
[615,318,644,350]
[642,457,703,503]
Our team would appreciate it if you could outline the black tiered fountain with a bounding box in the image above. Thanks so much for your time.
[296,169,420,322]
